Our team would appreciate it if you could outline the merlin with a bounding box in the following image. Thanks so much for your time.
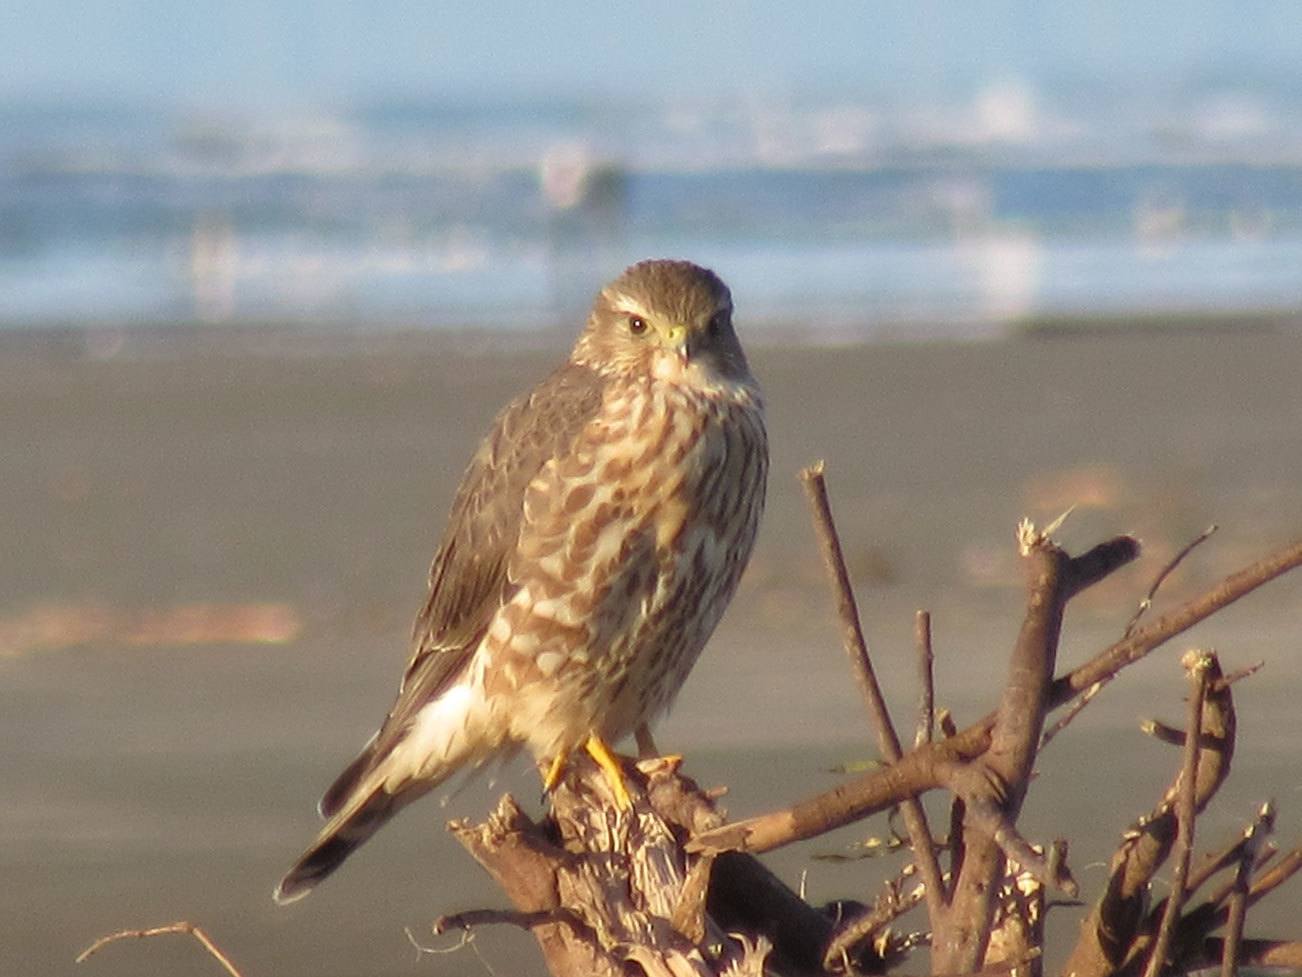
[275,259,767,903]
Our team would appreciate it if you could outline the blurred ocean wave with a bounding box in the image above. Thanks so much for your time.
[3,86,1302,339]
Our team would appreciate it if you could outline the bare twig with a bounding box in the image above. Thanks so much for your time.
[433,908,586,936]
[1216,662,1264,688]
[1143,650,1213,977]
[1046,528,1212,749]
[1142,719,1191,746]
[1039,681,1098,748]
[799,463,947,923]
[915,609,935,749]
[1244,844,1296,901]
[1047,527,1217,749]
[823,872,926,972]
[1061,536,1302,698]
[1124,526,1218,637]
[1185,830,1269,899]
[1140,719,1230,750]
[1194,855,1268,925]
[1244,846,1302,904]
[961,794,1078,897]
[1220,871,1247,977]
[1173,843,1298,973]
[76,921,245,977]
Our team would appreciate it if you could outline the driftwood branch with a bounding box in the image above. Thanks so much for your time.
[448,793,624,977]
[683,509,1300,977]
[442,756,861,977]
[800,463,947,926]
[822,869,926,972]
[1174,845,1302,966]
[1062,651,1235,977]
[1217,803,1274,977]
[1044,525,1217,748]
[433,907,582,934]
[690,535,1302,858]
[1141,650,1213,977]
[933,523,1123,973]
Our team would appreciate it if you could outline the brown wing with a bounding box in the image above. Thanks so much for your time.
[319,361,604,817]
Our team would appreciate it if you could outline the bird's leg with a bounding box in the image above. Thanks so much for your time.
[634,723,683,767]
[634,724,659,758]
[585,734,633,810]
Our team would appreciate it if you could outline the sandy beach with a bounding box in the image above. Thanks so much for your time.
[4,324,1302,976]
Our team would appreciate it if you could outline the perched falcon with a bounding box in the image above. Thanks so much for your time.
[274,259,767,903]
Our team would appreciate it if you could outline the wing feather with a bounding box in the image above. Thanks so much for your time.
[319,361,604,816]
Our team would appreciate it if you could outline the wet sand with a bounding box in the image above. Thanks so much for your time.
[4,325,1302,975]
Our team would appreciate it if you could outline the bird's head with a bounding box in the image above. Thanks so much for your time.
[572,260,753,386]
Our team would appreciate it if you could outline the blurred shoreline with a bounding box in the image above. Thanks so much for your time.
[8,96,1302,332]
[3,305,1301,365]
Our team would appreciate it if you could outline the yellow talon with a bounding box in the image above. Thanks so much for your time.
[585,734,633,810]
[540,737,633,809]
[542,752,567,794]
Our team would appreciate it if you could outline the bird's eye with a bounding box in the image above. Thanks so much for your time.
[628,315,648,336]
[707,312,725,336]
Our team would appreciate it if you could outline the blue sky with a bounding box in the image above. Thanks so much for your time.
[4,0,1301,107]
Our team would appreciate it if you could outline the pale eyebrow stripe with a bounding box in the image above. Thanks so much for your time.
[607,289,731,322]
[606,291,654,320]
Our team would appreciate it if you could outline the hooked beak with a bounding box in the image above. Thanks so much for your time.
[662,323,689,363]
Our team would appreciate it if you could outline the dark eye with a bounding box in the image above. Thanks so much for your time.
[628,315,648,336]
[707,312,726,336]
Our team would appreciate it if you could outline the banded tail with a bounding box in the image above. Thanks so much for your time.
[273,779,411,904]
[274,679,489,904]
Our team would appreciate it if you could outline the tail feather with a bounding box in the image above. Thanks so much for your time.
[276,678,491,903]
[318,734,378,819]
[275,786,393,904]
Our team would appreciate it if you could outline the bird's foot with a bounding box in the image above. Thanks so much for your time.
[539,736,634,810]
[585,734,633,810]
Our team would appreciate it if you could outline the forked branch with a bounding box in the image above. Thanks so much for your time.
[690,535,1302,858]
